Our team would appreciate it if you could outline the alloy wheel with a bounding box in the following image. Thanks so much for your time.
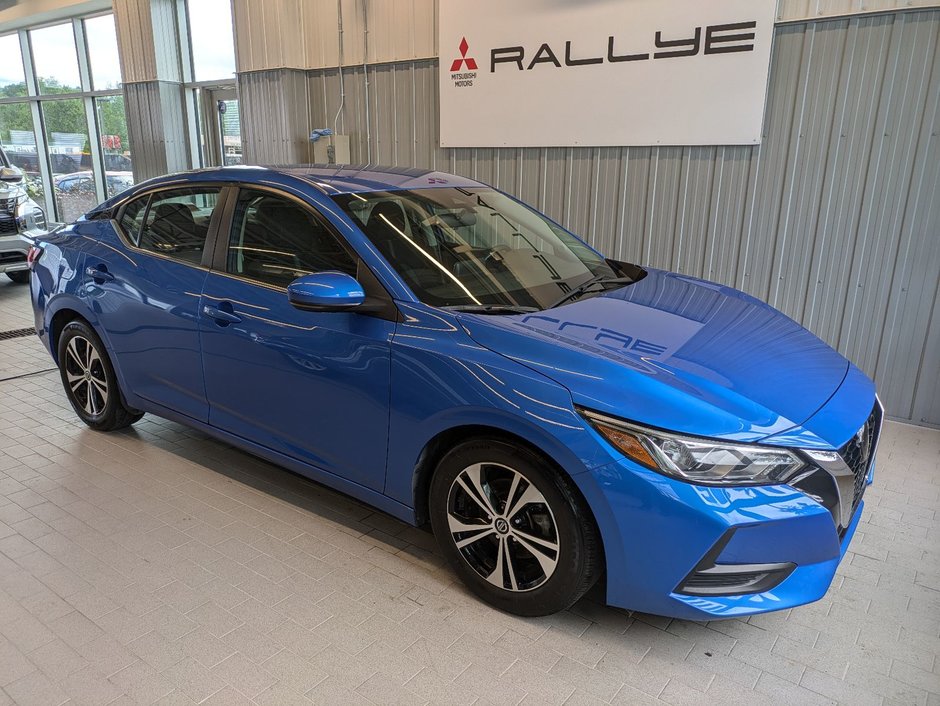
[446,462,560,592]
[63,335,109,416]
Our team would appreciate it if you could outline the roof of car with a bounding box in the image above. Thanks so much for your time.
[190,164,486,195]
[89,165,490,219]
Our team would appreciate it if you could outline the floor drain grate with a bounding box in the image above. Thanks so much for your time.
[0,327,35,341]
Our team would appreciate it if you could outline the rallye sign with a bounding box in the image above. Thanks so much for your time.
[439,0,777,148]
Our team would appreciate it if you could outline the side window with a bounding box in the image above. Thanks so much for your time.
[137,188,220,264]
[118,195,149,243]
[227,190,357,288]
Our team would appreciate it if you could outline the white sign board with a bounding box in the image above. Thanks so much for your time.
[439,0,777,148]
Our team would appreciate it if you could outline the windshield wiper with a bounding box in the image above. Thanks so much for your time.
[443,304,539,315]
[546,275,635,310]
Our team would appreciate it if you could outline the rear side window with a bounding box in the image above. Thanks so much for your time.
[118,195,148,240]
[135,188,220,265]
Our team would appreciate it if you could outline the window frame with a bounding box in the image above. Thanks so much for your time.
[115,181,399,320]
[221,186,360,290]
[113,183,234,269]
[212,185,362,291]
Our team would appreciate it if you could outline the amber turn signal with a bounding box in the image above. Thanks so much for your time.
[592,421,658,469]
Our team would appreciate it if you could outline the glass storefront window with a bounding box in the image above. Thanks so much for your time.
[84,15,122,90]
[0,103,42,204]
[42,99,97,221]
[30,23,82,94]
[187,0,236,81]
[95,95,134,197]
[0,34,27,97]
[4,13,134,225]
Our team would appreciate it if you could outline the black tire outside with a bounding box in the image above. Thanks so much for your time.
[6,271,30,284]
[57,320,143,431]
[429,438,601,616]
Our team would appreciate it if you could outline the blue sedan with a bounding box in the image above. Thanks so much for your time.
[28,165,881,619]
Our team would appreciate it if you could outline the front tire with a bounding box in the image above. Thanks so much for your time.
[430,439,601,616]
[57,320,143,431]
[6,271,29,284]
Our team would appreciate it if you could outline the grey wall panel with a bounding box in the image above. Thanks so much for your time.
[270,9,939,425]
[777,0,940,22]
[232,0,438,72]
[123,80,189,180]
[225,0,940,70]
[113,0,156,83]
[238,69,311,164]
[113,0,183,83]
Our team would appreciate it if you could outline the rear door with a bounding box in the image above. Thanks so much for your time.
[83,186,230,421]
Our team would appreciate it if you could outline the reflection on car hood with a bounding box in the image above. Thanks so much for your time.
[459,268,850,443]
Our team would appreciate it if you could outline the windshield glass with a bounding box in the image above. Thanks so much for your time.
[334,187,619,309]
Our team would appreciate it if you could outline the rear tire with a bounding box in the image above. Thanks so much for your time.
[430,438,601,616]
[6,271,29,284]
[57,320,143,431]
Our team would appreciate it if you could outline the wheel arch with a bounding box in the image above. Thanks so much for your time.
[44,298,136,409]
[411,423,603,565]
[48,308,86,365]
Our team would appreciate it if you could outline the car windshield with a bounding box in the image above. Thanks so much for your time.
[334,187,625,310]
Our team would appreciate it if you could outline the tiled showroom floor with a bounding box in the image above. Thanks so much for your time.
[0,279,937,705]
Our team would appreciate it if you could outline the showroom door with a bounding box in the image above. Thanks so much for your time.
[199,87,242,167]
[198,188,394,492]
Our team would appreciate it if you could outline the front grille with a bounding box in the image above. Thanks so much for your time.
[0,215,17,235]
[0,197,17,212]
[0,252,25,265]
[839,402,882,517]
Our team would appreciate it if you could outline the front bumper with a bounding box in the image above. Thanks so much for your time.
[575,454,865,620]
[0,234,29,273]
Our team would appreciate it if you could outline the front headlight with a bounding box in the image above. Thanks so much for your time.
[580,408,807,485]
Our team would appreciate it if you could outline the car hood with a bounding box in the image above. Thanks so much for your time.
[458,268,850,443]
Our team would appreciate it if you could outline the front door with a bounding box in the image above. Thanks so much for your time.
[82,186,225,422]
[199,188,394,491]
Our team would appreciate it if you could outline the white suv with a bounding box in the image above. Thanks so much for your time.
[0,146,46,283]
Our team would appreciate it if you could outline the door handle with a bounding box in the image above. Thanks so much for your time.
[85,265,114,283]
[202,304,242,324]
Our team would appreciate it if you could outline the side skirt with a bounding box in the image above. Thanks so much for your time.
[130,400,419,526]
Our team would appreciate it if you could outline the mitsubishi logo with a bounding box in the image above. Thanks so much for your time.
[450,37,478,72]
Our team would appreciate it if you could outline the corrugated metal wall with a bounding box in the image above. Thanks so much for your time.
[123,80,191,179]
[259,8,939,426]
[239,69,310,163]
[231,0,437,71]
[229,0,940,71]
[113,0,182,82]
[777,0,939,22]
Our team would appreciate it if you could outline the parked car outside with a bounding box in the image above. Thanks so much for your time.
[104,171,134,197]
[28,166,881,619]
[53,170,136,223]
[0,146,47,283]
[55,170,134,197]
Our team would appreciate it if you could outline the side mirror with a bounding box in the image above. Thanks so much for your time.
[287,271,365,311]
[0,166,24,183]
